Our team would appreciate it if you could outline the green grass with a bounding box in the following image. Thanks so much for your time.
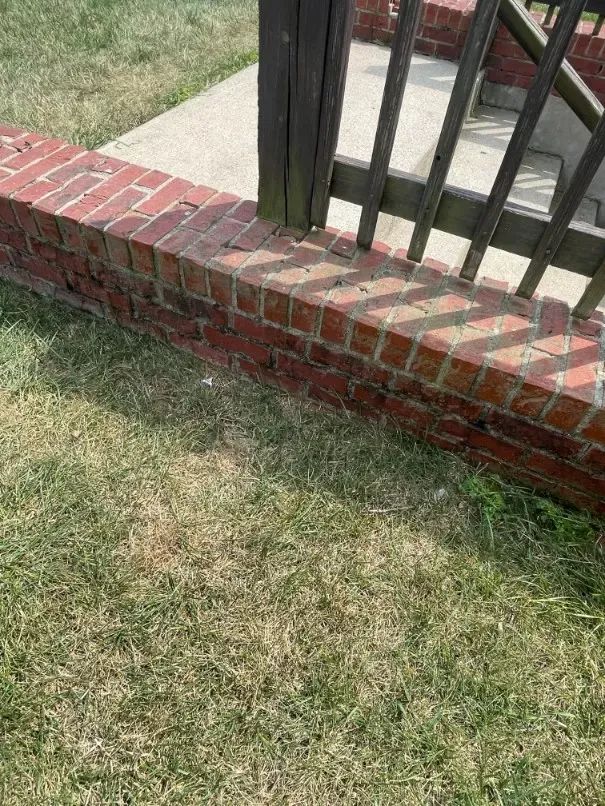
[0,0,258,149]
[1,281,604,804]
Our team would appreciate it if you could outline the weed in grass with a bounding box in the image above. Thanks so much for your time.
[0,281,604,804]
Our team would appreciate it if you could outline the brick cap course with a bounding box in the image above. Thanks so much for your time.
[0,127,604,515]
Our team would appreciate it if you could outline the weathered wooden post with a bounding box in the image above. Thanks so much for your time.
[257,0,355,233]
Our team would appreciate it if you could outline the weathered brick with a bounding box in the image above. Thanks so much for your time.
[276,353,349,394]
[155,228,200,286]
[184,192,240,232]
[135,177,193,215]
[203,326,271,365]
[232,218,278,251]
[234,313,306,354]
[310,342,390,386]
[129,207,191,274]
[510,349,561,418]
[486,409,583,460]
[236,357,304,394]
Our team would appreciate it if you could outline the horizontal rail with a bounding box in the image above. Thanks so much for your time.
[331,154,605,279]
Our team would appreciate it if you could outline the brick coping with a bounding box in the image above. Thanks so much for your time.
[0,125,604,514]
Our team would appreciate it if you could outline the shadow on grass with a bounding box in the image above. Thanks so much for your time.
[1,280,603,611]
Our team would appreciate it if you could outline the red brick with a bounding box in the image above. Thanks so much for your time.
[82,186,147,231]
[236,357,304,395]
[443,325,490,393]
[231,201,258,223]
[206,248,248,305]
[136,169,171,190]
[0,147,83,195]
[162,287,226,326]
[466,430,525,464]
[184,192,240,232]
[233,313,306,354]
[87,164,148,202]
[204,326,271,365]
[14,252,66,287]
[155,228,200,286]
[290,259,346,332]
[583,410,605,445]
[509,349,561,418]
[2,137,66,170]
[55,250,89,276]
[534,298,570,356]
[169,331,230,367]
[0,124,26,138]
[486,409,583,460]
[134,297,197,336]
[410,326,456,382]
[181,185,216,208]
[380,303,426,368]
[350,274,407,356]
[135,177,193,215]
[527,453,605,497]
[11,180,59,235]
[353,385,434,428]
[129,207,191,274]
[262,264,308,325]
[320,285,365,344]
[584,446,605,473]
[276,353,348,394]
[232,218,279,252]
[467,282,504,330]
[331,232,357,259]
[310,342,390,386]
[104,213,150,268]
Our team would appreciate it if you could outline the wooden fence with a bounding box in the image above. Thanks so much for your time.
[258,0,605,319]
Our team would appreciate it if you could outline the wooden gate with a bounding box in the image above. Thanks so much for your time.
[258,0,605,319]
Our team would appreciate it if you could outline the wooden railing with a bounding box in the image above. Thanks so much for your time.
[258,0,605,319]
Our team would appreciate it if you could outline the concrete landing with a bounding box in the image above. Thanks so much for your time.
[101,41,594,309]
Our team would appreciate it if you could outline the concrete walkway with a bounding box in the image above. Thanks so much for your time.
[101,41,591,307]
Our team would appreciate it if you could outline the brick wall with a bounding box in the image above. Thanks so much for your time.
[1,126,604,514]
[354,0,605,104]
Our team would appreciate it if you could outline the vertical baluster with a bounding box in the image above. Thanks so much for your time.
[357,0,424,249]
[408,0,500,263]
[460,0,588,281]
[517,111,605,300]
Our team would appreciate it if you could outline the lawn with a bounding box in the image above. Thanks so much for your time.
[1,281,604,804]
[0,0,259,149]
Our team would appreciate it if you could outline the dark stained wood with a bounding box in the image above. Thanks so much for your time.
[287,0,332,232]
[544,4,556,24]
[461,0,588,281]
[517,112,605,299]
[258,0,338,232]
[498,0,602,134]
[311,0,355,229]
[331,154,605,278]
[257,0,292,225]
[357,0,424,249]
[593,13,605,34]
[574,260,605,318]
[407,0,500,263]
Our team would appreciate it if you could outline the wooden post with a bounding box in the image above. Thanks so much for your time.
[257,0,354,233]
